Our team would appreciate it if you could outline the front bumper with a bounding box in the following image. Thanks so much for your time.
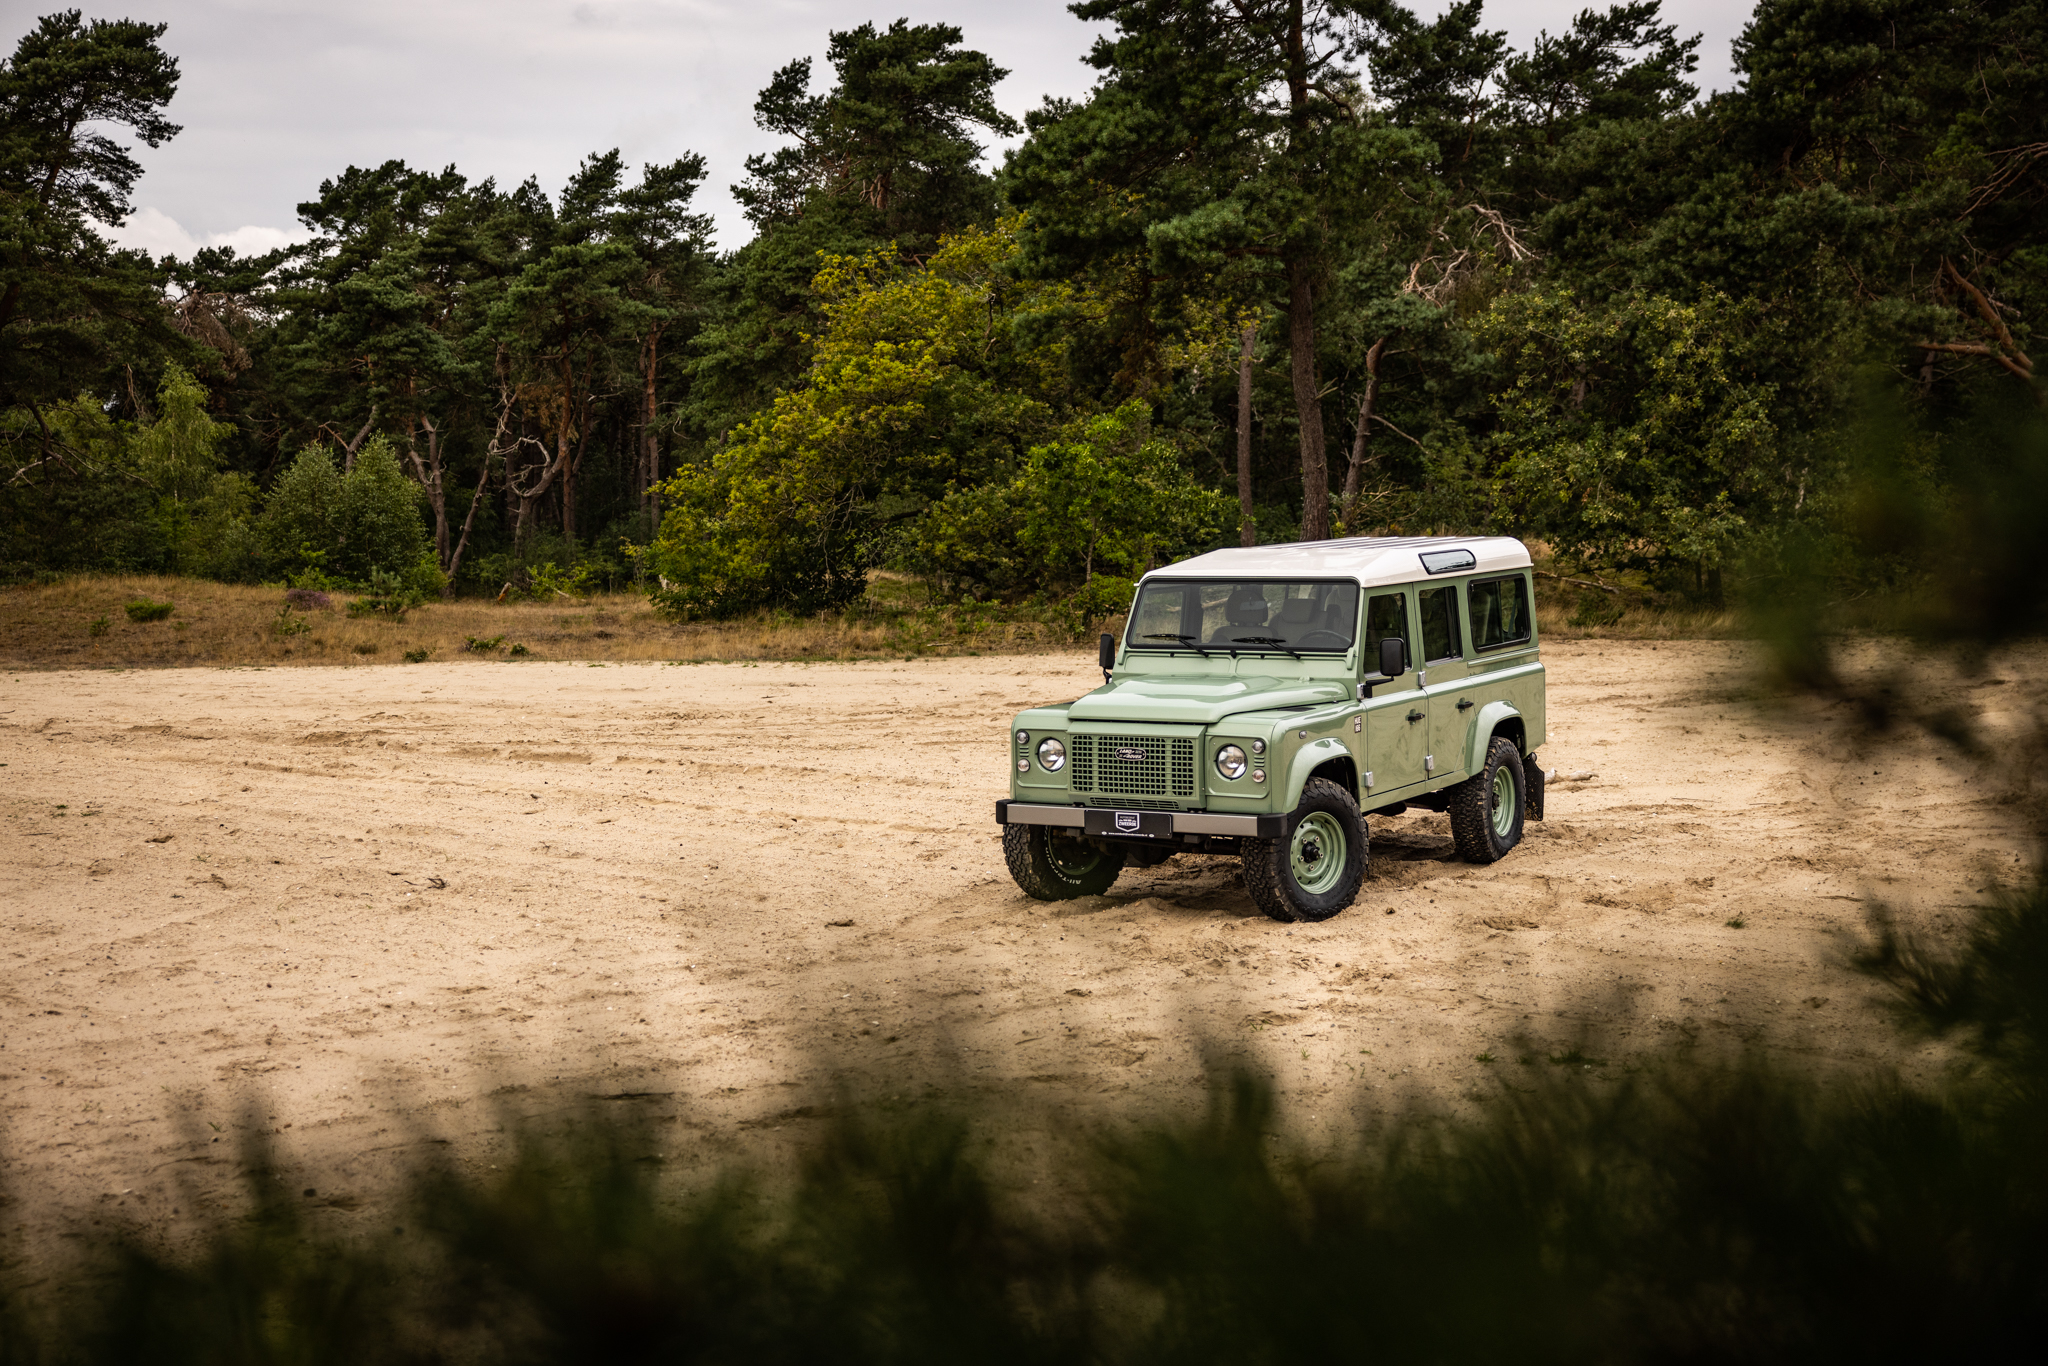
[996,800,1284,841]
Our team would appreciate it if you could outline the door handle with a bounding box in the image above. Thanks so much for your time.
[1406,709,1424,724]
[1456,698,1474,712]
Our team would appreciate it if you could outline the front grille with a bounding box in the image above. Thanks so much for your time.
[1089,797,1180,811]
[1070,734,1196,802]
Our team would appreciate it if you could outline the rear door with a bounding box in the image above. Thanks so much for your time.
[1417,582,1472,782]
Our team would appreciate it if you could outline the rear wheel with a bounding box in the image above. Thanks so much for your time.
[1242,777,1368,922]
[1003,824,1127,900]
[1449,736,1526,863]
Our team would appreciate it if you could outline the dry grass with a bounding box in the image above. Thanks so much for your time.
[1,563,1759,672]
[0,576,1078,670]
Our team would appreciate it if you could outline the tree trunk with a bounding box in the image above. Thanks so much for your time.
[1287,260,1329,540]
[640,324,662,530]
[403,415,451,570]
[1237,322,1258,546]
[1282,1,1327,542]
[339,408,378,472]
[1340,338,1385,534]
[442,448,493,598]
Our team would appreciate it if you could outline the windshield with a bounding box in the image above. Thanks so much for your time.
[1126,579,1360,654]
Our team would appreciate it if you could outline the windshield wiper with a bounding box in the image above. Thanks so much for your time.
[1141,632,1210,657]
[1232,636,1302,659]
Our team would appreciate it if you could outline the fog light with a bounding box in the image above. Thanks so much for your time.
[1017,758,1030,772]
[1036,737,1066,771]
[1016,729,1029,746]
[1251,738,1266,755]
[1215,745,1247,780]
[1252,768,1266,783]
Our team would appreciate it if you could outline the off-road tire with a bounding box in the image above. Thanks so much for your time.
[1003,824,1127,900]
[1242,777,1368,923]
[1449,736,1526,864]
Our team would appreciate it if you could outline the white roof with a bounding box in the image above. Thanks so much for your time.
[1147,535,1531,590]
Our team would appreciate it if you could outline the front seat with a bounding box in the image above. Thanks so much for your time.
[1210,586,1270,642]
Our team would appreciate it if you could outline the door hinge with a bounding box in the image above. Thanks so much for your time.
[1425,754,1435,772]
[1362,770,1374,788]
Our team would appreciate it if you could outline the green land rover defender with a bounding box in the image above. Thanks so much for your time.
[996,536,1548,922]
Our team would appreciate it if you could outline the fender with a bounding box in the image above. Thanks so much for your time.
[1466,700,1524,773]
[1281,735,1354,813]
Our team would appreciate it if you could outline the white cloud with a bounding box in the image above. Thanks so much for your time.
[97,206,310,260]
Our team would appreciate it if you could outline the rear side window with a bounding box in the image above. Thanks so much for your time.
[1468,575,1532,650]
[1418,586,1461,662]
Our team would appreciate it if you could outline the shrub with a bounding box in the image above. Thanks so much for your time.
[348,567,429,620]
[123,598,173,622]
[254,438,434,587]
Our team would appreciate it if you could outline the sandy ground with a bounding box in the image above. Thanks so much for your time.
[1,642,2037,1253]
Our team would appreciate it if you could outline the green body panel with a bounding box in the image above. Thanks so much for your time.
[1067,674,1349,724]
[1006,566,1546,821]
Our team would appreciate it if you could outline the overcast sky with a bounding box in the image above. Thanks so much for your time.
[73,1,1755,260]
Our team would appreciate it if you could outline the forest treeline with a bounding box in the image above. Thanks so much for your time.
[1,1,2042,613]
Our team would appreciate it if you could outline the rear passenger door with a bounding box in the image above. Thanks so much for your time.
[1416,582,1471,783]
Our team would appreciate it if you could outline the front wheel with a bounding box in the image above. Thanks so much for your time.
[1003,824,1127,900]
[1449,736,1526,863]
[1242,777,1368,923]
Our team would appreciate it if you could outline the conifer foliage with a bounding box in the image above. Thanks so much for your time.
[0,2,2042,610]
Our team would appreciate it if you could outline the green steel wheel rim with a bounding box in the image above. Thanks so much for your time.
[1047,833,1104,877]
[1491,765,1517,838]
[1289,811,1347,896]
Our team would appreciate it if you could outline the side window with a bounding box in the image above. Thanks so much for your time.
[1363,592,1407,662]
[1418,585,1461,662]
[1468,575,1532,650]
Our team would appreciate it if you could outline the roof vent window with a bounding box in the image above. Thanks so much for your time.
[1419,549,1476,575]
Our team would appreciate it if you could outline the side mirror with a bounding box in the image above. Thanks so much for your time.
[1379,635,1409,680]
[1099,632,1117,677]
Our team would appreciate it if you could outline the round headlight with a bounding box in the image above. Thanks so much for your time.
[1036,737,1066,771]
[1016,729,1029,747]
[1215,745,1247,780]
[1250,738,1266,755]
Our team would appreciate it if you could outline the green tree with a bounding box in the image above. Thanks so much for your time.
[648,221,1131,615]
[693,22,1020,438]
[1008,0,1435,539]
[1476,289,1777,593]
[1,9,184,474]
[1012,401,1234,583]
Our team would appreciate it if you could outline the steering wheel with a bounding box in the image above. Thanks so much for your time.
[1293,630,1350,648]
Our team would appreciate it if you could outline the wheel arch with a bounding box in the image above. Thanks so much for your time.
[1467,702,1526,774]
[1281,745,1360,810]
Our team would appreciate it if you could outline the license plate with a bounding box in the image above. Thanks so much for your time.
[1084,809,1173,838]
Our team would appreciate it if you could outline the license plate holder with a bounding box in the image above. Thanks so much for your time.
[1084,808,1173,839]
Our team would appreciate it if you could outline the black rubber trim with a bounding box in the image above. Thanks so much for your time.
[996,799,1011,824]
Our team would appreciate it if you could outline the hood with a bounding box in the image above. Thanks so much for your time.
[1067,673,1348,725]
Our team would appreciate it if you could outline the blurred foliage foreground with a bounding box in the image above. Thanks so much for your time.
[0,881,2041,1361]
